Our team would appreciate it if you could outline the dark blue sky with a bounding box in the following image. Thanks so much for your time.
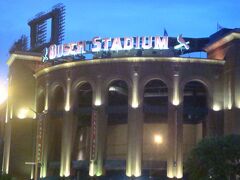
[1,0,240,84]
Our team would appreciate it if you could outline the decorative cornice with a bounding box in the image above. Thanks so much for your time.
[34,57,225,78]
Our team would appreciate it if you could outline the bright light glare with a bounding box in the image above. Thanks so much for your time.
[17,108,29,119]
[0,84,8,105]
[213,104,221,111]
[154,134,163,144]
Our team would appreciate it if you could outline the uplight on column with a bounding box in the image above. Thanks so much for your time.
[131,72,139,108]
[64,170,70,177]
[134,162,141,177]
[172,74,180,106]
[5,104,9,123]
[212,104,221,111]
[176,161,183,179]
[96,170,103,176]
[44,83,49,111]
[126,169,131,177]
[31,168,34,179]
[228,80,232,110]
[172,98,180,106]
[63,150,70,177]
[94,75,103,107]
[94,97,102,106]
[89,161,95,176]
[40,162,47,178]
[235,95,240,109]
[10,105,13,119]
[176,173,183,179]
[65,78,71,111]
[227,103,232,110]
[236,101,240,109]
[167,171,174,178]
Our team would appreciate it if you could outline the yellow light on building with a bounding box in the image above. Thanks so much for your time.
[131,72,139,109]
[94,98,102,106]
[172,98,180,106]
[227,103,232,110]
[212,104,221,111]
[89,161,95,176]
[235,97,240,109]
[0,84,8,105]
[154,134,163,144]
[172,73,180,106]
[17,108,29,119]
[65,77,71,111]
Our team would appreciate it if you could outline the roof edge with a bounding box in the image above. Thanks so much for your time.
[7,51,41,66]
[205,31,240,52]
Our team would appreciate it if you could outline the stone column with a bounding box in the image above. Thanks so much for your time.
[2,75,12,175]
[126,70,143,177]
[2,121,11,174]
[127,106,143,177]
[40,113,49,178]
[89,76,107,177]
[167,73,183,179]
[40,82,50,178]
[207,76,224,137]
[175,104,183,179]
[167,102,175,179]
[60,75,73,177]
[60,110,74,177]
[167,103,183,179]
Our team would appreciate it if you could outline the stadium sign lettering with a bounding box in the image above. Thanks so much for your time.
[42,34,189,62]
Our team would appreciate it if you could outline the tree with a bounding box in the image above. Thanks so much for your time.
[185,135,240,180]
[0,174,12,180]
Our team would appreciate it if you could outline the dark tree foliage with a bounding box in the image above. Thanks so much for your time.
[185,135,240,180]
[9,35,28,54]
[0,174,12,180]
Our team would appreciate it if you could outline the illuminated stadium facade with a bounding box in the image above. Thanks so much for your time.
[2,27,240,179]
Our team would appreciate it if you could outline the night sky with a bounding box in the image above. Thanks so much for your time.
[1,0,240,85]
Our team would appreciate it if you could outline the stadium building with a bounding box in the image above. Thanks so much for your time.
[2,6,240,179]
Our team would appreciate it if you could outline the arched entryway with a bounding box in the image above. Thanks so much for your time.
[105,80,128,176]
[143,79,168,178]
[48,85,65,176]
[183,81,208,160]
[72,82,93,178]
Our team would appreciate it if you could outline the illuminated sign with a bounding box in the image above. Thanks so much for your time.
[42,33,190,62]
[174,34,190,50]
[90,109,97,160]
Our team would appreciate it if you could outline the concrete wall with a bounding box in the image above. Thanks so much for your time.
[10,119,36,179]
[7,58,37,179]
